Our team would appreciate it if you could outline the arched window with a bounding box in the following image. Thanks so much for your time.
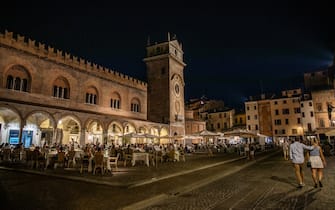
[130,98,140,113]
[52,77,70,99]
[110,92,121,109]
[5,65,31,92]
[85,86,98,105]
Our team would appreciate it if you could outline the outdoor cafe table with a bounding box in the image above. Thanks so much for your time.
[132,152,149,167]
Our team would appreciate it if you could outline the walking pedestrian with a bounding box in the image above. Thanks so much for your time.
[289,137,314,188]
[282,139,289,160]
[249,144,255,160]
[244,143,250,160]
[306,139,327,188]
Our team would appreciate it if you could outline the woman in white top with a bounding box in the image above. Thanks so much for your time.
[307,139,327,188]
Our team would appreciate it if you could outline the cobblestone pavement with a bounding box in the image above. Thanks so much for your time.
[0,151,246,187]
[2,149,333,210]
[142,152,335,210]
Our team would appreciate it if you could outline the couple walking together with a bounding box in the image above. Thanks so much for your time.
[289,138,327,188]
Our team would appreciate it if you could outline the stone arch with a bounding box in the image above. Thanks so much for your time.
[123,122,137,145]
[159,126,170,144]
[160,126,169,136]
[85,118,104,145]
[0,104,22,145]
[149,126,160,136]
[4,64,32,92]
[107,120,123,146]
[56,114,82,145]
[24,110,56,147]
[123,122,137,134]
[138,126,148,134]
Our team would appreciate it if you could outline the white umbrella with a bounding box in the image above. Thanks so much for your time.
[192,130,219,137]
[124,132,145,138]
[224,129,257,138]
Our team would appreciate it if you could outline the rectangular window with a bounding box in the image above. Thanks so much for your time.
[294,107,301,113]
[285,119,289,125]
[297,118,301,124]
[307,123,312,132]
[319,119,325,127]
[292,129,297,134]
[302,112,305,117]
[275,110,279,115]
[316,103,322,111]
[282,109,290,115]
[274,119,281,125]
[310,111,314,117]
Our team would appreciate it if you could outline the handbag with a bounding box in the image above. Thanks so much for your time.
[307,160,311,168]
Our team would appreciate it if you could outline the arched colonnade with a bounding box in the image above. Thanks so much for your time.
[0,104,169,148]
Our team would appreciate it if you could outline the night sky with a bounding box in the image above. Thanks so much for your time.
[1,1,335,109]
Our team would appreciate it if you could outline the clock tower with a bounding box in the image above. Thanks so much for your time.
[143,33,186,137]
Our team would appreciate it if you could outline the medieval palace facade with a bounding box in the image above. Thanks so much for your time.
[0,31,204,147]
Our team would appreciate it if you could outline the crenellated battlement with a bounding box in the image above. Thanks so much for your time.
[0,30,147,89]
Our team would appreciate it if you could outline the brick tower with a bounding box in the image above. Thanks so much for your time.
[143,33,186,136]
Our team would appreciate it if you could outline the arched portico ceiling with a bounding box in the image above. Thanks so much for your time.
[149,126,159,136]
[160,127,169,136]
[0,106,21,123]
[108,121,123,133]
[57,115,81,133]
[138,126,148,134]
[123,122,136,133]
[86,119,103,133]
[25,111,55,128]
